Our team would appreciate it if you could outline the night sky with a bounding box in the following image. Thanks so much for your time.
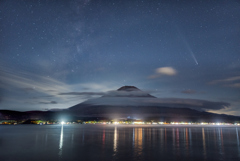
[0,0,239,115]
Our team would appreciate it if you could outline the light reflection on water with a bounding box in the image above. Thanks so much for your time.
[113,126,117,153]
[45,133,48,146]
[202,128,206,160]
[185,128,189,157]
[176,128,179,155]
[237,128,240,157]
[1,125,240,161]
[172,128,175,149]
[160,128,163,150]
[133,128,143,157]
[58,124,63,157]
[189,128,192,148]
[218,128,224,156]
[102,129,105,146]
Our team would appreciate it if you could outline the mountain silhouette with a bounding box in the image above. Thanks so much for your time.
[1,86,239,122]
[67,86,240,122]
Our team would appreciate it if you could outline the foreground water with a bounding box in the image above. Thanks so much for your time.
[0,124,240,161]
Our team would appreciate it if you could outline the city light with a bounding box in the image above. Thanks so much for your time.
[133,121,144,124]
[61,121,65,125]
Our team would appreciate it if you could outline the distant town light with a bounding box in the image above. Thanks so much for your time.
[133,121,144,124]
[61,121,65,125]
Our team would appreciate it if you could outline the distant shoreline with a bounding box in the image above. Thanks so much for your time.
[1,124,240,128]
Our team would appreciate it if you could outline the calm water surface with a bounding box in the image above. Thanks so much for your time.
[0,124,240,161]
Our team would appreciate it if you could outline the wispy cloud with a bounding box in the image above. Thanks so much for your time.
[209,76,240,88]
[59,90,155,98]
[149,67,177,79]
[209,76,240,84]
[0,67,70,95]
[181,89,196,94]
[104,90,155,98]
[86,96,230,111]
[0,66,118,111]
[228,83,240,88]
[142,98,230,110]
[39,101,57,104]
[59,92,104,96]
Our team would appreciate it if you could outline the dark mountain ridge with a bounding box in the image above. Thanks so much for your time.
[1,86,239,122]
[66,86,240,122]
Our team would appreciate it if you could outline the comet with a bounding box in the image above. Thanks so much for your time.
[186,42,199,65]
[177,29,199,65]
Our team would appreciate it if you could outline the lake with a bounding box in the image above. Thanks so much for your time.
[0,124,240,161]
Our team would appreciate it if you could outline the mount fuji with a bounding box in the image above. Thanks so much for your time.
[67,86,236,122]
[1,86,239,122]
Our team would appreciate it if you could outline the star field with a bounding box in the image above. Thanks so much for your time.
[0,0,239,115]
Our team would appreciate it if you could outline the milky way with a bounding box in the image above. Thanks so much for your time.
[0,0,239,115]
